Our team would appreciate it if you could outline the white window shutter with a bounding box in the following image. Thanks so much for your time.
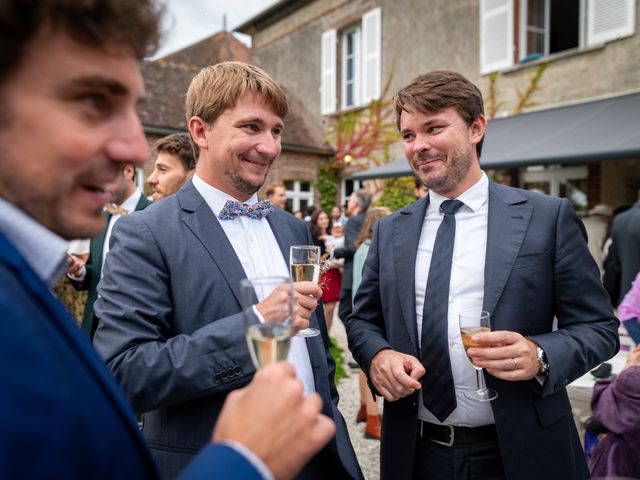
[320,29,337,115]
[479,0,514,74]
[587,0,635,46]
[362,7,381,104]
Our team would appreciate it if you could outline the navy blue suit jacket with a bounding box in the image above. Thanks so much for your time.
[347,180,619,480]
[0,231,261,480]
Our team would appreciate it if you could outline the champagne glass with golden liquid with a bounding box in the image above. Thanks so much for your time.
[240,276,294,369]
[459,310,498,401]
[289,245,321,337]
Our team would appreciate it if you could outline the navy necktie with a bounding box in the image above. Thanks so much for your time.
[420,199,463,422]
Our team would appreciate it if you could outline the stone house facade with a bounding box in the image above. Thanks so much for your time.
[238,0,640,210]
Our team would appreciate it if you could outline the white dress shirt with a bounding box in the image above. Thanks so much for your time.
[101,189,142,268]
[192,174,316,395]
[416,172,495,427]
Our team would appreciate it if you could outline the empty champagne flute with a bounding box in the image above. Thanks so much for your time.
[240,276,294,369]
[289,245,321,337]
[459,310,498,401]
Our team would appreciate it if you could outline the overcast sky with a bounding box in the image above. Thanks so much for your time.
[153,0,278,58]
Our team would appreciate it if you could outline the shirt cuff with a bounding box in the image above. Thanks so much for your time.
[221,441,274,480]
[252,305,266,323]
[67,266,86,282]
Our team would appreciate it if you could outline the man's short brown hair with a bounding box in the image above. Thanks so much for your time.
[0,0,162,87]
[265,183,286,198]
[154,133,197,171]
[394,70,485,157]
[185,62,288,154]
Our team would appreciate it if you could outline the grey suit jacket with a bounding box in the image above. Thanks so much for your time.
[347,180,619,480]
[94,181,362,480]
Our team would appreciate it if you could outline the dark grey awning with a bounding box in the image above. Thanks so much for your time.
[351,91,640,180]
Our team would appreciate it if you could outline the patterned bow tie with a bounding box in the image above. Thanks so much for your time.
[105,203,129,216]
[218,199,272,220]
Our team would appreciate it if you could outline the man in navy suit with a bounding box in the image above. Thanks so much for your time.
[94,61,363,480]
[0,1,334,478]
[347,71,619,480]
[67,163,152,338]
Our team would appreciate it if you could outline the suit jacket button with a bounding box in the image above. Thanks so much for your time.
[214,374,222,383]
[226,368,235,377]
[220,370,228,380]
[233,366,241,375]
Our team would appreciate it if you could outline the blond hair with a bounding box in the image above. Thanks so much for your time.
[185,61,288,125]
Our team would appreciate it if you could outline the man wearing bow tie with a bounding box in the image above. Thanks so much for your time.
[67,163,151,337]
[93,61,362,480]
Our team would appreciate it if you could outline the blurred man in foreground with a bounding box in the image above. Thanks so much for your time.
[0,1,333,478]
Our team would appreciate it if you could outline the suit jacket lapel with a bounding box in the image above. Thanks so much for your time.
[178,182,248,307]
[482,181,532,320]
[393,198,428,354]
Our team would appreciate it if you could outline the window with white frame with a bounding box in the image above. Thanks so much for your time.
[321,7,381,114]
[520,164,589,212]
[340,178,361,207]
[284,180,314,214]
[480,0,636,74]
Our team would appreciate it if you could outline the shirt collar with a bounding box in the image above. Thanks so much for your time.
[119,189,142,213]
[0,197,70,287]
[192,173,260,217]
[428,171,489,214]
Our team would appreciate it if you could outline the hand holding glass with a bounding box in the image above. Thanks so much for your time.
[240,276,294,369]
[459,310,498,401]
[289,245,321,337]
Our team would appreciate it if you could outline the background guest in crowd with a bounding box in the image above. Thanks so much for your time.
[603,192,640,306]
[266,183,287,210]
[310,208,342,333]
[332,204,348,227]
[147,132,197,201]
[588,345,640,479]
[352,207,390,440]
[581,203,613,276]
[333,189,371,324]
[67,163,151,338]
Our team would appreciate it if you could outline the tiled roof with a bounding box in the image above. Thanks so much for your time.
[139,31,328,152]
[138,60,199,129]
[159,31,252,67]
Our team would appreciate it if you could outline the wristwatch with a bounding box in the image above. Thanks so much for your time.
[536,345,549,375]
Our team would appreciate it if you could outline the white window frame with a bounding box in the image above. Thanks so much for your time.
[340,178,361,207]
[321,7,381,113]
[482,0,635,73]
[287,180,314,213]
[520,164,588,197]
[341,26,361,109]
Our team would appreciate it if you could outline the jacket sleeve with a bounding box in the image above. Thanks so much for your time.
[93,214,256,413]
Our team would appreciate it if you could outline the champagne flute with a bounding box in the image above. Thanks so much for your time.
[240,276,294,369]
[289,245,321,337]
[459,310,498,401]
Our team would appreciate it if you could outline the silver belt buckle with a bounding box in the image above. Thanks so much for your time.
[431,424,455,447]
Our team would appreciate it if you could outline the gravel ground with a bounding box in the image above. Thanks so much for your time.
[332,316,381,480]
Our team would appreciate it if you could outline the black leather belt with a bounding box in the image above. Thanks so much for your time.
[418,421,497,447]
